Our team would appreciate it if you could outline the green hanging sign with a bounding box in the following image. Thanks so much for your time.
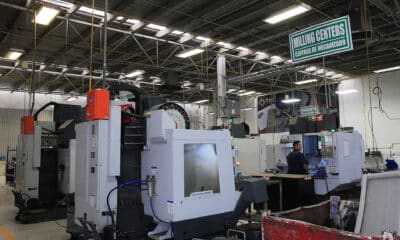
[289,15,353,62]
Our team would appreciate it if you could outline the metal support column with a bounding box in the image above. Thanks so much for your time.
[102,0,108,89]
[214,54,227,126]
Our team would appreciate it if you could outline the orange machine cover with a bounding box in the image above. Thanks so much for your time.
[21,116,34,134]
[86,89,110,121]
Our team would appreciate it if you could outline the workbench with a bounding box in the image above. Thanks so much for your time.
[253,173,314,212]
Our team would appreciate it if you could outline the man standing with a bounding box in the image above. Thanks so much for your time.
[287,141,309,174]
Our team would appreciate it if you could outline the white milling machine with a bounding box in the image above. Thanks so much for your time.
[73,92,267,240]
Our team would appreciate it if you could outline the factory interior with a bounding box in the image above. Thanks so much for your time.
[0,0,400,239]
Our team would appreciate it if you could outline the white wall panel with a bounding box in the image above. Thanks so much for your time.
[339,70,400,159]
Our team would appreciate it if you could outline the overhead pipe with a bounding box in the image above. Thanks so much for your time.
[0,65,160,86]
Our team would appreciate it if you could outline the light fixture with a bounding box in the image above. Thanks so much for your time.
[264,3,311,24]
[193,99,209,104]
[373,66,400,73]
[182,81,192,87]
[66,96,78,102]
[146,23,167,31]
[41,0,75,9]
[150,76,161,83]
[126,70,145,78]
[236,46,249,52]
[238,91,256,96]
[115,16,124,21]
[335,89,358,95]
[281,94,301,104]
[325,71,335,76]
[35,6,59,26]
[5,49,24,60]
[39,64,46,71]
[316,69,325,75]
[255,51,269,60]
[294,79,318,85]
[155,28,171,38]
[126,18,140,24]
[305,66,317,72]
[79,6,107,17]
[195,36,211,42]
[331,73,344,79]
[217,42,234,49]
[227,89,238,93]
[129,20,144,32]
[176,48,204,58]
[241,108,254,111]
[178,33,194,43]
[82,68,89,75]
[171,30,183,35]
[271,55,283,64]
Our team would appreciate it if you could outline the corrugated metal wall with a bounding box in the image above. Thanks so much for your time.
[0,108,52,160]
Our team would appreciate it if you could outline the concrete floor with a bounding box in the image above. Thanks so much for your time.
[0,178,70,240]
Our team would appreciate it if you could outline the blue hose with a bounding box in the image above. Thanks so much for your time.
[106,179,146,226]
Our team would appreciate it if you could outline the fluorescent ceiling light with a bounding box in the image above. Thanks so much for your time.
[193,99,209,104]
[126,70,145,78]
[146,23,167,31]
[79,6,106,17]
[373,66,400,73]
[171,30,183,35]
[182,81,192,87]
[325,71,335,76]
[236,46,249,51]
[241,108,253,111]
[335,89,358,95]
[305,66,317,72]
[316,69,325,75]
[217,42,234,49]
[255,51,269,60]
[66,96,78,102]
[271,55,283,64]
[294,79,318,85]
[176,48,204,58]
[116,16,124,21]
[126,18,140,24]
[331,73,344,79]
[5,49,24,60]
[264,4,311,24]
[281,98,301,104]
[178,33,194,43]
[152,79,161,83]
[227,88,238,93]
[195,36,211,42]
[35,6,59,25]
[41,0,75,9]
[238,91,256,96]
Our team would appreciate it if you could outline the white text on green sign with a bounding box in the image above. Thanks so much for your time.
[289,16,353,62]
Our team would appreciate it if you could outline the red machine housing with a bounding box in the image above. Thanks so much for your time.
[86,89,110,121]
[21,116,34,134]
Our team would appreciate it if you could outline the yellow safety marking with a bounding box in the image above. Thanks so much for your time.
[0,226,14,240]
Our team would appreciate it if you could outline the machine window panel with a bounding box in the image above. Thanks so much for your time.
[184,143,220,197]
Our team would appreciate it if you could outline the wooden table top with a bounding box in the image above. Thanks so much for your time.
[252,173,312,180]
